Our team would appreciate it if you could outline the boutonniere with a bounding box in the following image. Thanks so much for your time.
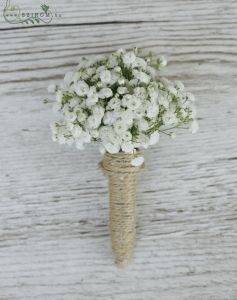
[46,48,198,267]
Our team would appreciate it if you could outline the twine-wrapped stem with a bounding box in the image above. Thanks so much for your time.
[100,151,144,267]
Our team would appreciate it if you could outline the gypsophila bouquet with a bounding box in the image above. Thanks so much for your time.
[47,48,198,159]
[46,48,198,267]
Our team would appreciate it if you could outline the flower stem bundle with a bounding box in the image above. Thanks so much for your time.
[100,151,144,267]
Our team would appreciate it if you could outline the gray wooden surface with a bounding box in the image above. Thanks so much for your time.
[0,1,237,299]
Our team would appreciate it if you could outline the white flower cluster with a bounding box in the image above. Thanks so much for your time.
[48,48,198,154]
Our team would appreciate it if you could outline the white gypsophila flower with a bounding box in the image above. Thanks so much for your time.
[114,66,121,73]
[99,70,111,84]
[117,78,125,85]
[107,97,121,110]
[169,103,176,113]
[146,103,159,119]
[159,56,167,67]
[72,125,82,138]
[114,121,128,135]
[86,94,98,107]
[70,97,79,108]
[104,143,120,154]
[158,94,169,108]
[74,81,89,96]
[175,81,184,91]
[61,103,69,114]
[131,156,144,167]
[127,96,141,110]
[139,72,151,84]
[129,79,139,87]
[103,111,115,125]
[122,94,132,107]
[66,121,74,131]
[188,104,197,118]
[134,87,147,99]
[148,87,159,101]
[53,125,67,144]
[149,131,160,145]
[146,66,156,77]
[90,129,99,138]
[98,88,113,99]
[137,118,149,131]
[48,48,198,154]
[168,86,177,95]
[171,132,176,139]
[120,109,134,126]
[64,72,74,86]
[160,78,170,88]
[121,141,134,153]
[73,72,81,83]
[133,69,150,84]
[99,145,106,154]
[108,56,118,68]
[132,57,147,68]
[65,111,77,123]
[97,81,103,88]
[86,115,100,129]
[116,48,125,55]
[108,130,121,145]
[162,111,178,126]
[96,65,106,74]
[99,125,113,141]
[110,72,120,85]
[178,96,187,108]
[137,134,150,149]
[135,106,146,119]
[75,108,87,122]
[117,86,128,95]
[122,131,132,141]
[186,92,195,102]
[87,67,96,77]
[190,120,199,133]
[92,105,105,118]
[56,90,63,103]
[122,51,136,65]
[86,87,99,106]
[180,108,188,118]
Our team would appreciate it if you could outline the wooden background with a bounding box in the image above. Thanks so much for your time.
[0,0,237,299]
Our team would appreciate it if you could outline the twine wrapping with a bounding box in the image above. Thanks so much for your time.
[100,151,144,267]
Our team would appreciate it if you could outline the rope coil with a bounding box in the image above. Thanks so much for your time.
[100,151,144,267]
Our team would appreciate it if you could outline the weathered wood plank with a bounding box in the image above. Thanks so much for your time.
[0,1,237,299]
[0,0,237,29]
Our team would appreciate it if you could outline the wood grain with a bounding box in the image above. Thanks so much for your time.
[1,0,236,29]
[0,0,237,299]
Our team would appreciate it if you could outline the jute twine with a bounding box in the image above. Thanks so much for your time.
[100,151,144,267]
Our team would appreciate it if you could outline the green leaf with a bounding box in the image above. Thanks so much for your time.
[43,98,49,104]
[41,4,50,13]
[131,125,139,141]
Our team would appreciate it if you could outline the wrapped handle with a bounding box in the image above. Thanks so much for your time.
[100,152,144,267]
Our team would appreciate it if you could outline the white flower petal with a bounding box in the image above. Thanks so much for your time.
[190,120,199,134]
[149,132,160,145]
[105,143,120,154]
[131,156,144,167]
